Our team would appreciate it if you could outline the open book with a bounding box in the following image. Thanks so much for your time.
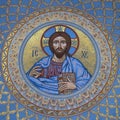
[58,72,75,94]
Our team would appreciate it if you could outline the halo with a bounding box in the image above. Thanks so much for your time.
[41,25,79,56]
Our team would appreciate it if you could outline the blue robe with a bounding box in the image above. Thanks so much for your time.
[26,56,91,95]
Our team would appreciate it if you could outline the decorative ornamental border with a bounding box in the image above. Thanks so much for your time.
[1,7,118,117]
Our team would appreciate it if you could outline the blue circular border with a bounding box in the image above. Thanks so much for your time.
[19,20,100,99]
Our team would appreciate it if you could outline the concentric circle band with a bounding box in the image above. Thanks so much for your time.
[1,7,118,117]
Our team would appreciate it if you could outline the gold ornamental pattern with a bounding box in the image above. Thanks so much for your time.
[1,7,118,117]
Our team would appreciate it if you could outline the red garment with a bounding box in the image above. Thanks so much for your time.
[46,60,63,78]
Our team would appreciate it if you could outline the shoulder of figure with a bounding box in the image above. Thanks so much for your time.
[68,56,84,66]
[69,56,81,63]
[34,56,51,67]
[37,56,51,62]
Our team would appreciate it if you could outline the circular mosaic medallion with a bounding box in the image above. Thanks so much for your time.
[1,7,118,117]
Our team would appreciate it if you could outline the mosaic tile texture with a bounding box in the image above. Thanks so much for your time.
[0,0,120,120]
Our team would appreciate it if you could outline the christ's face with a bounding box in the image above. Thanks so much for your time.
[53,36,67,52]
[52,36,67,58]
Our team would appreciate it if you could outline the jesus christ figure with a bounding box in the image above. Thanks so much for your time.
[26,32,91,95]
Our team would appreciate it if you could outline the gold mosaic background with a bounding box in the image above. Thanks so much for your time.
[23,25,96,74]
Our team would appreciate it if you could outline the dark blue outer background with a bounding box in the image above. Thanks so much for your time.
[0,0,120,120]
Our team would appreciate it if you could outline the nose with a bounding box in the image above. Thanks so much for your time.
[58,42,61,48]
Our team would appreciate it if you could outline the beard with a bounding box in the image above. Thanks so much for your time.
[54,48,66,58]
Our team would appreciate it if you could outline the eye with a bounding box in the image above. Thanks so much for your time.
[61,41,66,44]
[53,41,58,44]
